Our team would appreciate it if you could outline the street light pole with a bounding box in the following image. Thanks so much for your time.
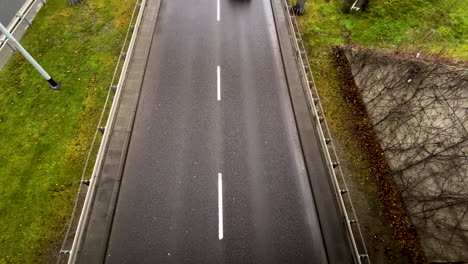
[0,22,61,90]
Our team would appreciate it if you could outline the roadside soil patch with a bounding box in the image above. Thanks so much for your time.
[332,45,427,263]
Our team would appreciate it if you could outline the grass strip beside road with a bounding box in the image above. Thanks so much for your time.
[0,0,136,262]
[298,0,467,60]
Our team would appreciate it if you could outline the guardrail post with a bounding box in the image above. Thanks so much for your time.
[81,180,90,186]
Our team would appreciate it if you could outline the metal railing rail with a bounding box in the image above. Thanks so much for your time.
[280,1,370,263]
[0,0,45,52]
[56,0,148,263]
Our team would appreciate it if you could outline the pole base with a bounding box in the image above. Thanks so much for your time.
[49,82,61,90]
[47,78,61,90]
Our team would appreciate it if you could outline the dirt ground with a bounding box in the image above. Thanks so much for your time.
[321,46,428,263]
[333,138,411,264]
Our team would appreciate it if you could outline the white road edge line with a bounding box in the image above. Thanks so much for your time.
[217,0,220,21]
[218,173,223,240]
[217,66,221,101]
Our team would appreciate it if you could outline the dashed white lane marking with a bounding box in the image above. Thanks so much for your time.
[217,0,220,22]
[218,173,223,240]
[217,66,221,101]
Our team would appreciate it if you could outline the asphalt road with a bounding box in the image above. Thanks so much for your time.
[0,0,26,25]
[101,0,349,263]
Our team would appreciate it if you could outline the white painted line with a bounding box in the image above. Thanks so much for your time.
[217,0,220,22]
[217,66,221,101]
[218,173,223,240]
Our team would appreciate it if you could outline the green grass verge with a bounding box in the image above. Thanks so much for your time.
[299,0,467,59]
[0,0,136,263]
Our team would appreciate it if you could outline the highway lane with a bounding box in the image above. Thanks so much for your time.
[103,0,347,263]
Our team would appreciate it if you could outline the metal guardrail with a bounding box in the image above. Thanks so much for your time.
[56,1,148,263]
[0,0,45,53]
[280,1,370,263]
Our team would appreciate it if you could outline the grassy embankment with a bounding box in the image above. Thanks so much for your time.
[0,0,136,262]
[296,0,466,262]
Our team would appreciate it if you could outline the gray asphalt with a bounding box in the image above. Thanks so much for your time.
[0,0,26,25]
[103,0,348,263]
